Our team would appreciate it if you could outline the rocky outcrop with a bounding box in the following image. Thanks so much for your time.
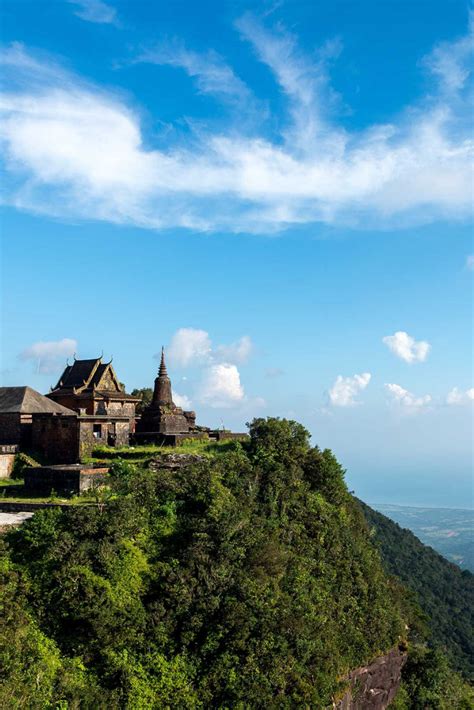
[148,453,206,471]
[334,646,407,710]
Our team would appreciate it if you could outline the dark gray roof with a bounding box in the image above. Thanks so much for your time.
[0,387,76,415]
[53,358,101,390]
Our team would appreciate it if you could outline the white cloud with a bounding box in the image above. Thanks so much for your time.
[137,43,253,107]
[157,328,259,409]
[198,363,245,408]
[167,328,212,367]
[422,11,474,94]
[19,338,77,374]
[385,383,431,411]
[382,331,431,363]
[165,328,253,367]
[446,387,474,405]
[68,0,118,25]
[173,391,192,409]
[215,335,253,364]
[328,372,371,407]
[466,255,474,271]
[1,13,473,233]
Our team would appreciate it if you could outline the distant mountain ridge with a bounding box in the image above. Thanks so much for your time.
[359,499,474,680]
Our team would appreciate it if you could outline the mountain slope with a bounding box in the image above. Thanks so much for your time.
[2,419,407,708]
[359,499,474,680]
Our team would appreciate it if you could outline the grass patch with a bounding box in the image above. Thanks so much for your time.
[0,479,98,505]
[90,437,246,464]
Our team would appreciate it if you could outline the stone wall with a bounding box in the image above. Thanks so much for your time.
[32,414,80,464]
[211,431,249,442]
[24,464,109,496]
[0,452,16,478]
[115,421,129,446]
[0,413,22,445]
[334,646,407,710]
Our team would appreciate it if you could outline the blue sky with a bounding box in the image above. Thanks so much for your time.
[0,0,472,507]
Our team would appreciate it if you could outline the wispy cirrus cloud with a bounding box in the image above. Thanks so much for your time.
[382,331,431,363]
[0,11,472,233]
[67,0,118,26]
[19,338,77,374]
[136,42,254,108]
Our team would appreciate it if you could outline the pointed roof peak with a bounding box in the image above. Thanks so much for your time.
[158,346,168,377]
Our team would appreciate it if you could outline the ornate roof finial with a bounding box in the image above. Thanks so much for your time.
[158,346,168,377]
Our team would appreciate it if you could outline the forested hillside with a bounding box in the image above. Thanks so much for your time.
[360,500,474,680]
[1,418,472,708]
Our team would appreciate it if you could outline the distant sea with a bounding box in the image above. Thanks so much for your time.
[371,503,474,572]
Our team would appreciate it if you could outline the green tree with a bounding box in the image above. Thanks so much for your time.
[131,387,153,414]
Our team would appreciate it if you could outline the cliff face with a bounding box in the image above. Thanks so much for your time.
[335,647,407,710]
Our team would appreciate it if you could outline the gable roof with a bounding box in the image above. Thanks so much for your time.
[53,358,102,391]
[51,358,137,399]
[0,387,76,415]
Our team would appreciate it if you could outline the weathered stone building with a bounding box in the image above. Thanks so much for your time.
[48,356,139,426]
[31,410,131,463]
[135,349,198,442]
[0,387,74,446]
[23,356,141,463]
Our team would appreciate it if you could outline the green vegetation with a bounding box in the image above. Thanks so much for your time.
[1,418,407,707]
[130,387,153,414]
[392,646,474,709]
[11,452,41,479]
[1,418,472,708]
[359,500,474,680]
[90,437,244,465]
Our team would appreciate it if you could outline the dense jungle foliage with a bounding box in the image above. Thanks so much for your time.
[360,500,474,681]
[0,418,471,708]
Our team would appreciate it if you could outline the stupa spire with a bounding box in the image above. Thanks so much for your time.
[152,346,173,405]
[158,346,168,377]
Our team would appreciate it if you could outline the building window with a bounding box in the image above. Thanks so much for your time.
[93,424,102,439]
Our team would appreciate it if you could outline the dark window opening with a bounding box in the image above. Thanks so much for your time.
[93,424,102,439]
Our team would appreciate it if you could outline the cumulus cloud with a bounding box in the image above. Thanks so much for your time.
[466,255,474,271]
[198,363,245,408]
[446,386,474,405]
[214,335,253,364]
[382,331,431,363]
[67,0,118,25]
[173,391,192,409]
[385,383,431,410]
[328,372,371,407]
[167,328,212,367]
[164,328,253,367]
[157,328,259,409]
[0,12,472,233]
[19,338,77,374]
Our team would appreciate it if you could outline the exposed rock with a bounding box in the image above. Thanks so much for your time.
[148,453,206,471]
[334,646,407,710]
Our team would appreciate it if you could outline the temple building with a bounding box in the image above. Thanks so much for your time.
[0,386,74,447]
[34,356,142,460]
[135,348,197,441]
[48,356,139,425]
